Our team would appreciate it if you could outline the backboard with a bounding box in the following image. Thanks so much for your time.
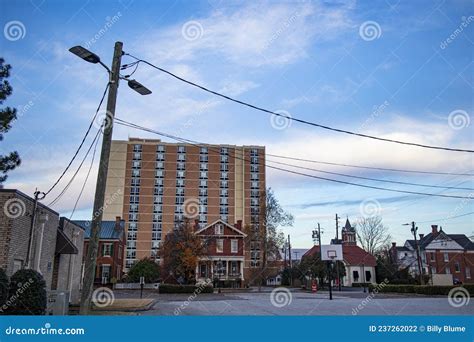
[321,244,343,261]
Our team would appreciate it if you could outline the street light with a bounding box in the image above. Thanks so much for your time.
[127,79,152,95]
[69,46,110,72]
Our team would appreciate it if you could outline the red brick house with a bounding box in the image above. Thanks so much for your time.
[194,219,247,288]
[74,217,126,285]
[391,225,474,284]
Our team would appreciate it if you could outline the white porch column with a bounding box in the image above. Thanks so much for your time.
[240,260,244,280]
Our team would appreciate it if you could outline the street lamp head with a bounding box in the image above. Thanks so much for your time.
[128,79,152,95]
[69,46,101,64]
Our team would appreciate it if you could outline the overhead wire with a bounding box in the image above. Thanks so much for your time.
[123,53,474,153]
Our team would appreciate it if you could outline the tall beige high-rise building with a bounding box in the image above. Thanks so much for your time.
[102,138,266,280]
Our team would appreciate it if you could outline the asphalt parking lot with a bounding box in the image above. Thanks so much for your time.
[112,288,474,316]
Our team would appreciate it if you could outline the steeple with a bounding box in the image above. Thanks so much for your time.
[342,217,356,245]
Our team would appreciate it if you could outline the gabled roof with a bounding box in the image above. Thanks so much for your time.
[194,219,247,237]
[396,246,410,252]
[303,245,376,267]
[404,230,474,251]
[73,220,125,240]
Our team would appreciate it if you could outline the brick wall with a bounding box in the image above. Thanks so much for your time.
[0,190,59,290]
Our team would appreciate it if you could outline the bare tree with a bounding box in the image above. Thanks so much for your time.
[245,188,293,289]
[356,216,391,255]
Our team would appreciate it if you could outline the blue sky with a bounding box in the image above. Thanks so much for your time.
[1,0,473,247]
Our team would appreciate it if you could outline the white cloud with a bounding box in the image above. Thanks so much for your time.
[131,1,354,67]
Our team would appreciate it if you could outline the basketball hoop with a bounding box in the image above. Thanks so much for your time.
[327,250,337,261]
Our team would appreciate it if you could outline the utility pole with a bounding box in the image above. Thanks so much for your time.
[288,234,292,286]
[335,214,341,291]
[25,189,44,268]
[411,221,424,285]
[80,42,123,314]
[317,223,323,290]
[317,223,322,248]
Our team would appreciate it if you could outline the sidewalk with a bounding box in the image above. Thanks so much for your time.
[92,298,156,312]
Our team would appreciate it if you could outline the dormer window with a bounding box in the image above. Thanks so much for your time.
[215,224,224,235]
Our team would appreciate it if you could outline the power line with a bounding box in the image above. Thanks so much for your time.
[266,158,474,191]
[416,211,474,224]
[114,118,474,200]
[44,82,110,196]
[266,153,474,177]
[68,129,101,220]
[48,129,102,207]
[124,53,474,154]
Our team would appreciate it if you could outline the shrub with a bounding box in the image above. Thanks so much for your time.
[0,269,9,311]
[125,258,160,283]
[367,284,474,296]
[352,283,371,287]
[6,269,47,315]
[158,283,213,294]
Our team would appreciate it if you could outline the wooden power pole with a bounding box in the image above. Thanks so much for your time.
[80,42,123,314]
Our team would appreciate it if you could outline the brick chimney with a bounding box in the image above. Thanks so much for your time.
[235,220,243,230]
[431,225,438,236]
[419,234,424,240]
[391,242,396,248]
[115,216,121,230]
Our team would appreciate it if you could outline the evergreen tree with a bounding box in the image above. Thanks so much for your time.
[0,58,20,183]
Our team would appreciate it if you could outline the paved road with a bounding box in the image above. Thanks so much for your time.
[131,289,474,316]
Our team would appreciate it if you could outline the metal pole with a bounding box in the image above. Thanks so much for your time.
[80,41,123,314]
[328,261,333,300]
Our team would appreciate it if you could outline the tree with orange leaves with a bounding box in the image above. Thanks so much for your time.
[160,219,211,284]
